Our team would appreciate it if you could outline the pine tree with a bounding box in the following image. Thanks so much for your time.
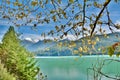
[0,26,39,80]
[0,60,16,80]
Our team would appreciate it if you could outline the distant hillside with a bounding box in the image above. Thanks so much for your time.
[21,32,120,56]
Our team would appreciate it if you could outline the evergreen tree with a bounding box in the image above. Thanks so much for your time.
[0,26,39,80]
[0,60,16,80]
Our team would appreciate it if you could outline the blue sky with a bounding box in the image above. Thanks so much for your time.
[0,0,120,42]
[0,25,9,42]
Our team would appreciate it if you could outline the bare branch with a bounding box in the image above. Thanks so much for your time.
[90,0,111,37]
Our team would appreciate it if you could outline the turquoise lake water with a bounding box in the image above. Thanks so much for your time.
[35,55,120,80]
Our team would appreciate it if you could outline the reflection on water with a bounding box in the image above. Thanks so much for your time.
[36,56,120,80]
[52,68,86,80]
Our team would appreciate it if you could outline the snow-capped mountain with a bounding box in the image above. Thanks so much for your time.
[21,32,120,56]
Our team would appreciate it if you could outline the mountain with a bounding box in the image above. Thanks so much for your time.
[21,32,120,56]
[21,39,57,52]
[20,40,34,50]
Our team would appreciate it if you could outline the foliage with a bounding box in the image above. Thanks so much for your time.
[0,0,119,37]
[107,46,114,56]
[0,60,16,80]
[0,1,120,79]
[0,0,120,55]
[0,26,39,80]
[101,41,120,57]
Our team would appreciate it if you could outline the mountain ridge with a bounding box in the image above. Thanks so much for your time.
[21,32,120,56]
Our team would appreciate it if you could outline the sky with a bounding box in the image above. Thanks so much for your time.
[0,0,120,43]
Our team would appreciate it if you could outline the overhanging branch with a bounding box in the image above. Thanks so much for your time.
[90,0,111,37]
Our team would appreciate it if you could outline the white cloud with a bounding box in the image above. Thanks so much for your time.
[20,33,80,43]
[20,34,40,42]
[20,33,54,42]
[24,37,33,42]
[62,34,78,41]
[114,20,120,32]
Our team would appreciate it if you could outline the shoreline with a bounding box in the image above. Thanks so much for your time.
[34,55,119,58]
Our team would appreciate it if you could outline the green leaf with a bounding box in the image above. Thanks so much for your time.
[75,15,79,20]
[55,26,59,32]
[51,0,54,4]
[52,15,57,22]
[58,0,61,4]
[50,10,55,14]
[0,60,16,80]
[14,2,19,6]
[31,1,38,6]
[45,0,48,4]
[94,2,97,7]
[69,0,74,3]
[107,46,114,56]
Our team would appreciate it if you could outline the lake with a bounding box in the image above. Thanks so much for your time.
[35,55,120,80]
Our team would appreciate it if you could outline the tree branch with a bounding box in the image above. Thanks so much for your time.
[90,0,111,37]
[82,0,86,37]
